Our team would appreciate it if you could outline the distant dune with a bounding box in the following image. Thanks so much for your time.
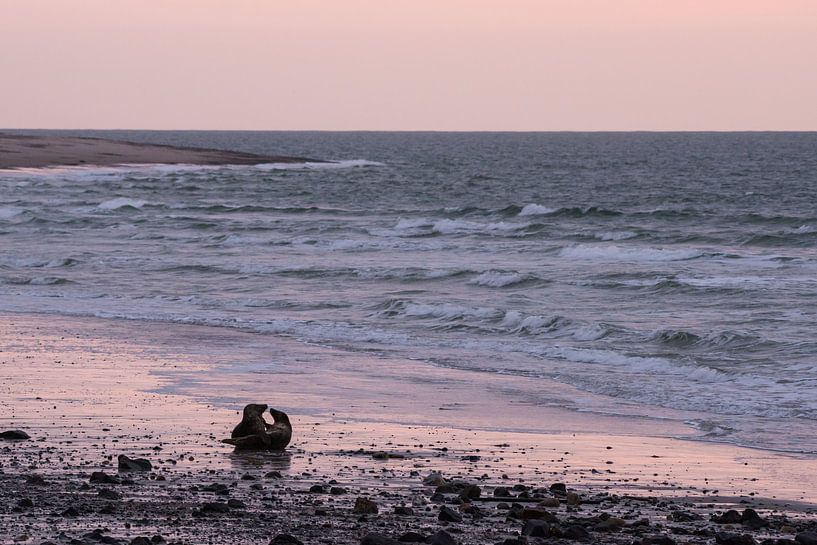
[0,133,316,169]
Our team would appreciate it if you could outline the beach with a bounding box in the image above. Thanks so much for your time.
[1,131,816,544]
[0,133,313,169]
[1,313,816,545]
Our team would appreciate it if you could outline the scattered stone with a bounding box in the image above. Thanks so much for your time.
[539,497,561,508]
[520,507,558,522]
[271,535,304,545]
[0,430,30,440]
[130,538,151,545]
[562,525,592,541]
[713,510,743,524]
[61,506,80,517]
[393,506,414,516]
[740,508,768,529]
[522,520,557,538]
[459,484,481,500]
[90,472,121,485]
[716,533,758,545]
[423,472,446,486]
[227,498,246,509]
[397,532,426,542]
[796,533,817,545]
[309,484,325,493]
[200,501,230,513]
[439,505,463,522]
[361,534,402,545]
[549,483,567,496]
[118,454,152,472]
[493,486,512,497]
[635,536,677,545]
[353,497,379,514]
[98,488,121,500]
[330,486,347,495]
[26,474,47,486]
[16,498,34,508]
[427,530,457,545]
[566,492,581,505]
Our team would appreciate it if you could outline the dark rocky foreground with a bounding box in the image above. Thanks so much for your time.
[2,429,816,545]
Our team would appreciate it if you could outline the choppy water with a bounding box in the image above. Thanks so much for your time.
[2,131,817,453]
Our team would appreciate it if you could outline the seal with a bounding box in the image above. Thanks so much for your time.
[264,407,292,451]
[221,404,292,451]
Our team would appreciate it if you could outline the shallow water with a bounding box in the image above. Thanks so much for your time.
[2,131,816,454]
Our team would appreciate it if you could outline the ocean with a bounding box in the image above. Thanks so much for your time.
[2,131,816,454]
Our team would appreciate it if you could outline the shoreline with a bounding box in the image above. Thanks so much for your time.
[1,313,817,543]
[0,132,318,169]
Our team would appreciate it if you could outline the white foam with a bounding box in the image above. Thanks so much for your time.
[789,224,815,234]
[98,197,147,210]
[254,159,384,170]
[559,244,703,262]
[469,271,532,288]
[594,230,638,241]
[518,203,558,216]
[0,206,25,220]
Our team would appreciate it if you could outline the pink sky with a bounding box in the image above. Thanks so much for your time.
[1,0,815,130]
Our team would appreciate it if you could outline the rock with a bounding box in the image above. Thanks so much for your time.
[26,474,47,486]
[202,483,229,495]
[271,535,304,545]
[61,506,80,517]
[130,539,151,545]
[398,532,427,542]
[670,510,701,522]
[90,472,121,485]
[309,484,325,493]
[361,535,402,545]
[16,498,33,508]
[227,498,246,509]
[520,508,558,522]
[265,471,283,479]
[150,536,165,544]
[522,520,557,538]
[98,489,121,500]
[394,506,414,516]
[0,430,30,440]
[459,484,481,500]
[354,497,379,515]
[118,455,152,472]
[330,486,347,495]
[427,530,457,545]
[200,502,230,513]
[594,517,626,532]
[562,525,591,541]
[423,472,446,486]
[635,536,677,545]
[566,492,581,505]
[539,497,561,508]
[549,483,567,496]
[741,509,768,529]
[716,533,757,545]
[438,505,463,523]
[713,510,743,524]
[796,534,817,545]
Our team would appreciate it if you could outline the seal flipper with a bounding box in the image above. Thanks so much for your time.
[222,432,272,450]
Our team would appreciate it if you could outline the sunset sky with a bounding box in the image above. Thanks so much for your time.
[1,0,816,130]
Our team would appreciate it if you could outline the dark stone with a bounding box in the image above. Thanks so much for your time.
[635,536,677,545]
[330,486,347,495]
[438,505,462,523]
[549,483,567,496]
[796,533,817,545]
[17,498,34,508]
[265,471,283,479]
[98,489,121,500]
[394,506,414,516]
[398,532,427,542]
[522,520,555,538]
[670,511,701,522]
[202,483,229,495]
[200,502,230,513]
[26,474,47,486]
[562,525,591,541]
[459,484,481,500]
[90,472,121,485]
[309,484,325,493]
[520,508,558,522]
[354,497,379,515]
[61,506,80,517]
[130,539,151,545]
[713,510,743,524]
[741,509,768,529]
[716,533,757,545]
[227,498,246,509]
[118,455,152,472]
[361,534,402,545]
[427,530,457,545]
[271,535,304,545]
[150,536,165,544]
[0,430,30,440]
[493,486,512,497]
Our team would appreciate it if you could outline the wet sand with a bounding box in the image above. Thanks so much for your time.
[1,314,816,544]
[0,133,314,169]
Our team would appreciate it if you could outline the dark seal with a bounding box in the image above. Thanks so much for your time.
[222,404,292,451]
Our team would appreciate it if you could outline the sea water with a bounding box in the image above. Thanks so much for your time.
[1,131,816,453]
